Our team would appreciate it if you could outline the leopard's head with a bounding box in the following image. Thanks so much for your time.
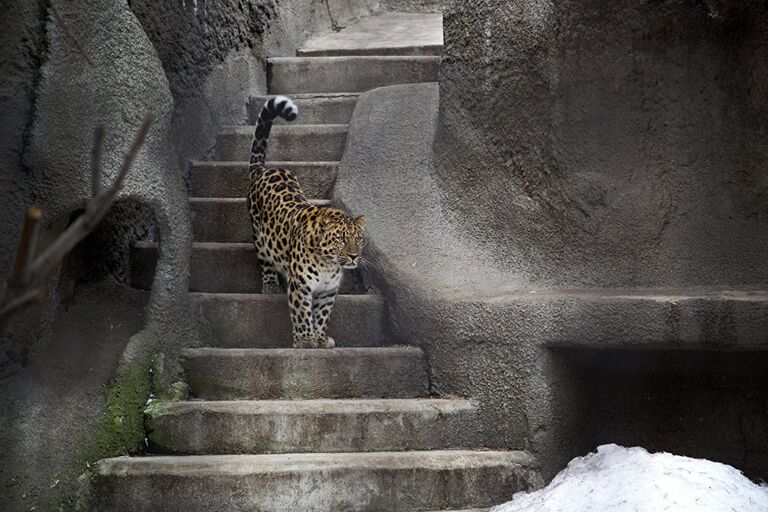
[316,212,365,269]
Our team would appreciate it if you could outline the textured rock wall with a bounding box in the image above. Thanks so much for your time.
[437,0,768,288]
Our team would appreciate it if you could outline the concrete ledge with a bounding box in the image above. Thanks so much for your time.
[148,398,480,454]
[248,94,358,124]
[297,44,443,57]
[182,347,429,399]
[268,56,440,94]
[216,124,348,161]
[91,451,542,511]
[189,161,338,199]
[192,293,388,347]
[458,288,768,351]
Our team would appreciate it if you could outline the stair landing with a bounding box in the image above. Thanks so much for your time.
[299,12,443,56]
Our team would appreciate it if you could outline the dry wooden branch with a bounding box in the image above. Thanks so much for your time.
[0,114,153,330]
[10,206,43,288]
[0,288,45,320]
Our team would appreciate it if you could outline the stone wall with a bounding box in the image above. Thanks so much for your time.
[437,0,768,288]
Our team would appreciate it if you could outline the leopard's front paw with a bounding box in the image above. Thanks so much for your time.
[292,333,320,349]
[262,282,284,294]
[319,336,335,349]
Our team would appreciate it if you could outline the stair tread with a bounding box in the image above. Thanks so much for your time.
[220,124,348,132]
[188,197,331,204]
[153,398,473,415]
[190,160,340,166]
[268,55,441,63]
[191,291,383,300]
[97,450,536,475]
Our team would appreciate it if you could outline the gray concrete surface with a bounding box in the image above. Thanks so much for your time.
[148,398,480,454]
[300,12,443,56]
[189,161,338,198]
[182,347,429,400]
[248,94,359,124]
[268,56,441,94]
[89,450,542,511]
[193,293,388,347]
[216,124,348,161]
[437,0,768,289]
[0,282,148,511]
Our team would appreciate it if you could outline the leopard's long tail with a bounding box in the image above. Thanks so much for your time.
[249,95,299,180]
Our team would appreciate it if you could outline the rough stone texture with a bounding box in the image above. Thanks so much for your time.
[299,12,443,56]
[182,347,429,400]
[333,81,768,482]
[437,0,768,289]
[268,56,441,94]
[189,161,338,198]
[0,281,148,512]
[147,398,480,454]
[90,450,542,511]
[216,124,348,161]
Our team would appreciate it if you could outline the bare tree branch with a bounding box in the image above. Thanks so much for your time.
[0,288,45,324]
[28,114,153,283]
[10,206,44,288]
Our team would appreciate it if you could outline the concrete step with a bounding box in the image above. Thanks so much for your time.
[190,197,330,243]
[298,44,443,57]
[183,347,429,400]
[248,93,358,125]
[268,56,440,94]
[192,293,388,347]
[216,124,347,161]
[189,161,338,198]
[131,242,365,294]
[298,13,443,57]
[148,398,481,455]
[131,242,259,293]
[91,450,542,511]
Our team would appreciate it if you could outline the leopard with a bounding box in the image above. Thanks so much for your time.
[247,95,365,349]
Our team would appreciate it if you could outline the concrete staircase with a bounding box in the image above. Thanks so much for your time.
[93,13,542,511]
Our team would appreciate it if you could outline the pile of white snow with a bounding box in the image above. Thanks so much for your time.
[492,444,768,512]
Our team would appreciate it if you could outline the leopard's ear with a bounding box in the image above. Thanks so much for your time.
[354,215,365,229]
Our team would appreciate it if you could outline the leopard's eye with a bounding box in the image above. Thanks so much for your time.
[338,233,345,243]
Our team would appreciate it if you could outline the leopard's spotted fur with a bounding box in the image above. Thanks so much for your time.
[247,96,365,349]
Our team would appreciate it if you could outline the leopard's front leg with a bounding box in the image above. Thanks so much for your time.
[288,278,318,348]
[312,289,337,348]
[261,263,283,294]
